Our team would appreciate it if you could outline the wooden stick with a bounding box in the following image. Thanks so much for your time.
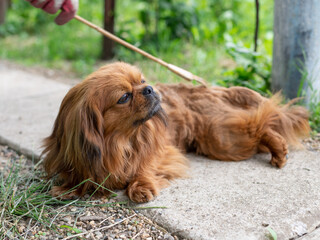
[74,15,207,86]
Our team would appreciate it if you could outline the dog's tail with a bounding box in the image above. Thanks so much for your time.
[257,94,310,148]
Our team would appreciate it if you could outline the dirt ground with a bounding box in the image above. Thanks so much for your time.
[0,145,180,240]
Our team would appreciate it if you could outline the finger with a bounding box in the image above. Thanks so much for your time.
[42,0,64,14]
[27,0,50,9]
[55,0,78,25]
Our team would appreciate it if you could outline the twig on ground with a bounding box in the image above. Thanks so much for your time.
[98,214,116,225]
[49,199,79,227]
[132,229,143,240]
[63,213,137,240]
[79,215,106,221]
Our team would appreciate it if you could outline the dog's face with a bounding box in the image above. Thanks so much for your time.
[82,62,165,133]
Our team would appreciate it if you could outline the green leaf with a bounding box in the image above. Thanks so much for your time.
[266,227,277,240]
[60,225,82,234]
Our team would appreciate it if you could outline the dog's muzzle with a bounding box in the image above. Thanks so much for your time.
[134,86,163,126]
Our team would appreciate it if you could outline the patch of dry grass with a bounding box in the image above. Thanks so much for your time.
[0,146,173,240]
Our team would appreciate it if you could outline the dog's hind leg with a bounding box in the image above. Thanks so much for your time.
[260,128,288,168]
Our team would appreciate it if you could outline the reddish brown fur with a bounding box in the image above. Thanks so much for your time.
[42,62,310,202]
[158,84,310,168]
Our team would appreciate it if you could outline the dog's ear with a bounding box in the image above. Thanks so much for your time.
[67,99,106,180]
[77,102,105,166]
[43,89,106,191]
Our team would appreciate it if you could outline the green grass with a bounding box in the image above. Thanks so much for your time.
[296,57,320,133]
[0,156,125,239]
[309,100,320,133]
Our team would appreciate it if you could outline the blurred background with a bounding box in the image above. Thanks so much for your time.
[0,0,273,89]
[0,0,319,131]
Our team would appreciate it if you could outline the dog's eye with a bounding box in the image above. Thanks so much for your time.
[117,93,131,104]
[141,79,146,84]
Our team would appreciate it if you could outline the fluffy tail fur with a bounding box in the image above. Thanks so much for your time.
[262,94,310,148]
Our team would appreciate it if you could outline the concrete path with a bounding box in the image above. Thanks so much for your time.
[1,62,320,240]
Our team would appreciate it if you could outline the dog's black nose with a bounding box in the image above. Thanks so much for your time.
[142,86,154,96]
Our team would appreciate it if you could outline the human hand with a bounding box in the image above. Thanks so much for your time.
[26,0,79,25]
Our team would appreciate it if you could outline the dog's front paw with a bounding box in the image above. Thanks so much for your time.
[127,181,157,203]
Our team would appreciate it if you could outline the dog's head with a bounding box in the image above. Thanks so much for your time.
[82,62,166,131]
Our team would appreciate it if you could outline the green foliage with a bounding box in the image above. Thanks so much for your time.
[266,227,278,240]
[218,42,272,95]
[115,0,274,51]
[309,99,320,133]
[136,0,198,42]
[60,225,82,234]
[0,1,50,36]
[0,0,275,79]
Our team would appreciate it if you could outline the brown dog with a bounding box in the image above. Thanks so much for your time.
[42,62,310,202]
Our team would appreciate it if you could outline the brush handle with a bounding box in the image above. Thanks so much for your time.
[74,15,207,86]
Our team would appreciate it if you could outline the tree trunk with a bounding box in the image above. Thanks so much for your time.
[272,0,320,103]
[102,0,116,60]
[0,0,8,25]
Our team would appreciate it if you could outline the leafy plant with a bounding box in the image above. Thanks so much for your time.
[0,0,51,36]
[218,42,272,95]
[157,0,198,40]
[117,0,198,53]
[309,97,320,133]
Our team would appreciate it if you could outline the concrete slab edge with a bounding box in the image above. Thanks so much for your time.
[297,225,320,240]
[0,135,40,162]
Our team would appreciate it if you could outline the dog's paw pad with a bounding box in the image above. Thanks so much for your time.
[129,187,154,203]
[127,182,157,203]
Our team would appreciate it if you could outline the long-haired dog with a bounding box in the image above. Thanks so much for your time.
[42,62,310,202]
